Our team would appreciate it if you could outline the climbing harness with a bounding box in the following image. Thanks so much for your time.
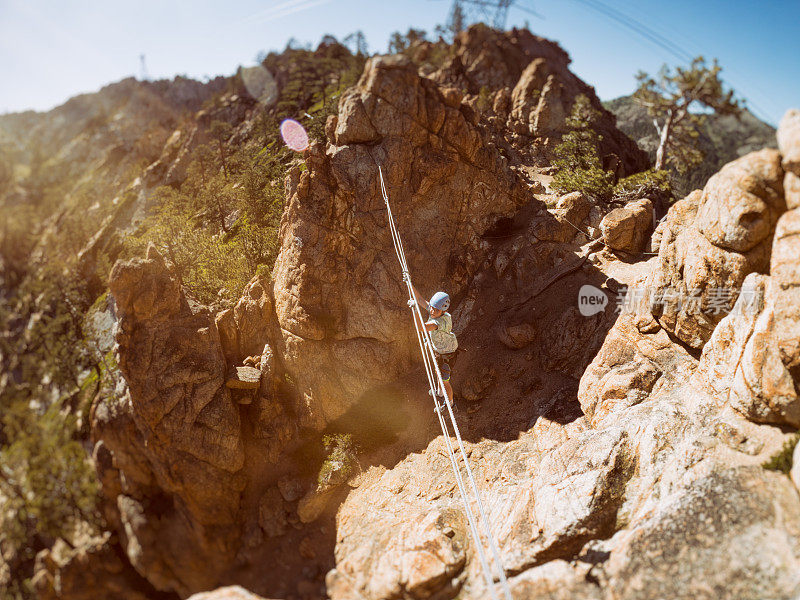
[379,167,513,600]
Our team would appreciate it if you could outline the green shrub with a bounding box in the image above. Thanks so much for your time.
[317,433,359,489]
[123,180,277,307]
[0,402,101,565]
[613,168,672,204]
[763,434,800,475]
[552,165,615,201]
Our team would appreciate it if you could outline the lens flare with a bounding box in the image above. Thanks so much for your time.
[280,118,309,152]
[240,65,278,107]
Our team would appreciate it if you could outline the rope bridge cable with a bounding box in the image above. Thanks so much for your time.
[379,167,514,600]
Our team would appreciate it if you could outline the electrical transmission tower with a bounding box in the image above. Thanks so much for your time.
[139,54,149,81]
[449,0,514,30]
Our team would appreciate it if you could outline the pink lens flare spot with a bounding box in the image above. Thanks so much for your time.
[280,119,309,152]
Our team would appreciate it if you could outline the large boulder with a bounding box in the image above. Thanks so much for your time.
[325,443,473,599]
[602,467,800,600]
[695,272,800,426]
[326,424,634,600]
[778,108,800,176]
[693,191,800,427]
[646,149,785,349]
[327,370,800,600]
[785,169,800,210]
[600,198,653,253]
[694,150,785,252]
[578,315,696,427]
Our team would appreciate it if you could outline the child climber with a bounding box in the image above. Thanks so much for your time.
[408,282,459,409]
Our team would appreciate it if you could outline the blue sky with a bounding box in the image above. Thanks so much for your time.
[1,0,797,125]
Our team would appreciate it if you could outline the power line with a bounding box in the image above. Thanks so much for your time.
[513,3,544,19]
[517,0,776,124]
[568,0,693,64]
[579,0,776,123]
[603,0,779,125]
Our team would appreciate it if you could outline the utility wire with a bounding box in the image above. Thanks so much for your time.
[519,0,776,124]
[568,0,693,63]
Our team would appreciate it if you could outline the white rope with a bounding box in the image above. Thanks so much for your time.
[379,167,513,600]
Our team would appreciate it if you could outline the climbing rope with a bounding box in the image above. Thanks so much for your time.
[379,167,513,600]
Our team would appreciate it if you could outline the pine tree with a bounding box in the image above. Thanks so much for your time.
[387,28,428,53]
[343,30,368,56]
[551,95,615,201]
[208,120,233,180]
[634,56,742,173]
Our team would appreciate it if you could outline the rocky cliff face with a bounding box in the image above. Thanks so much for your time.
[273,53,533,429]
[83,25,800,600]
[428,26,648,172]
[98,245,247,593]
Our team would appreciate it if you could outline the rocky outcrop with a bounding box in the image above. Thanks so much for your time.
[694,273,799,427]
[326,423,634,599]
[95,245,246,594]
[578,313,696,427]
[692,136,800,426]
[270,28,649,431]
[601,467,800,600]
[429,26,649,172]
[330,300,799,600]
[272,54,534,430]
[646,148,786,349]
[30,533,162,600]
[772,208,800,385]
[93,246,317,597]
